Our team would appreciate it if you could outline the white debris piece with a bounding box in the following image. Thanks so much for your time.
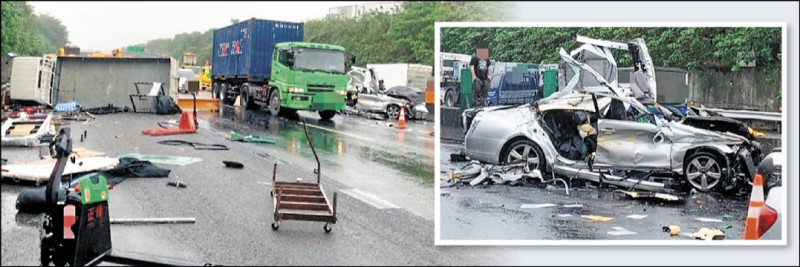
[626,214,649,220]
[520,203,557,209]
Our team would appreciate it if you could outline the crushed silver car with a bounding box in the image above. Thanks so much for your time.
[354,86,427,120]
[463,36,759,193]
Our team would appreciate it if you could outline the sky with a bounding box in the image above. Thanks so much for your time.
[28,1,367,51]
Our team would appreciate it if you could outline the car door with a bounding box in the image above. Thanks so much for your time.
[593,96,672,170]
[355,87,381,112]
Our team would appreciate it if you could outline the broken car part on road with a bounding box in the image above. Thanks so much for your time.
[156,139,229,150]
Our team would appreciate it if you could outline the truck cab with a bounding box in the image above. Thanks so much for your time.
[263,42,349,120]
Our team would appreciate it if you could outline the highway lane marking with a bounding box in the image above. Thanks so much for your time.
[340,188,400,210]
[303,123,377,142]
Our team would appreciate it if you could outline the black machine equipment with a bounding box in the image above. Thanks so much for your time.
[39,127,214,266]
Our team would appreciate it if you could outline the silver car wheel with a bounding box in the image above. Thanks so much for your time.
[686,155,722,191]
[386,105,400,119]
[506,143,540,172]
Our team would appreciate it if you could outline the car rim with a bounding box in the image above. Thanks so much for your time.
[387,106,399,118]
[507,144,540,171]
[686,156,722,190]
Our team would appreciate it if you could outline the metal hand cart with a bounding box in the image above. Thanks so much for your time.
[270,121,338,233]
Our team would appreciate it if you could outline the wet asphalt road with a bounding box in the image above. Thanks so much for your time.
[439,141,751,241]
[0,108,500,266]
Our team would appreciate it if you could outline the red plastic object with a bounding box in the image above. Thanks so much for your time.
[758,205,778,238]
[142,111,197,136]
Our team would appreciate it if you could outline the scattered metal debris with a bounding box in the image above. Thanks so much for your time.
[167,181,188,188]
[607,226,637,236]
[695,217,724,223]
[685,227,726,240]
[157,140,229,150]
[110,217,195,224]
[520,203,557,209]
[223,161,244,169]
[613,189,682,202]
[117,153,202,166]
[581,215,614,222]
[663,225,681,236]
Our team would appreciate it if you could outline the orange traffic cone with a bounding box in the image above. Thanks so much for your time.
[142,110,197,136]
[743,173,765,240]
[397,106,407,129]
[178,110,197,131]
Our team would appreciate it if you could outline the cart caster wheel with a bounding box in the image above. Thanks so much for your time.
[271,222,279,230]
[324,223,332,233]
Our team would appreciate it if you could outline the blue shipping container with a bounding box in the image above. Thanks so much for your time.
[212,18,304,80]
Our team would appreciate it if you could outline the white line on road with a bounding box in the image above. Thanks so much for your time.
[340,188,400,209]
[304,123,376,142]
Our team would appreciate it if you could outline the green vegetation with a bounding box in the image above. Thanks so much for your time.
[441,27,782,83]
[135,1,508,67]
[1,1,69,56]
[139,29,214,65]
[306,1,509,67]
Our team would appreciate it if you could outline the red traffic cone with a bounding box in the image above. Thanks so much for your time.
[743,173,765,240]
[142,110,197,136]
[397,106,407,129]
[178,110,196,131]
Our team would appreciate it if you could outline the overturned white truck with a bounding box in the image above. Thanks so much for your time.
[462,36,761,194]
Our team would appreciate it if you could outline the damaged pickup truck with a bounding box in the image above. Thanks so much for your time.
[462,36,761,194]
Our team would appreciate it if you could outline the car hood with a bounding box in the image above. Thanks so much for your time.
[667,120,748,145]
[377,94,410,105]
[472,104,536,131]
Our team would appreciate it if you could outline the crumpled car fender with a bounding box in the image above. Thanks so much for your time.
[670,142,735,174]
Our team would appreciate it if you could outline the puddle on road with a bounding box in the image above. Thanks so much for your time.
[209,104,434,186]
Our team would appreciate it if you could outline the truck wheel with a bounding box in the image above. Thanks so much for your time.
[386,105,400,120]
[319,110,336,120]
[221,84,234,105]
[239,90,248,109]
[212,83,220,99]
[445,89,456,107]
[268,89,281,116]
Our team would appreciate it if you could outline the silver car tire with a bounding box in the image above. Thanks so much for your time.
[684,152,725,192]
[502,139,545,173]
[386,104,401,120]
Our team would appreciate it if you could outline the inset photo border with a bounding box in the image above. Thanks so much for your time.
[434,21,787,246]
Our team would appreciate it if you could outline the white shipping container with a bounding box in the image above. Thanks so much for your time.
[9,57,56,105]
[366,63,432,89]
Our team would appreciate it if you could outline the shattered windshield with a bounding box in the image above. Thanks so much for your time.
[293,48,346,74]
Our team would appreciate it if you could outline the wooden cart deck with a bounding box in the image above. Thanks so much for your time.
[270,163,338,232]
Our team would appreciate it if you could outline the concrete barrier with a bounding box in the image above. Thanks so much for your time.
[441,107,464,142]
